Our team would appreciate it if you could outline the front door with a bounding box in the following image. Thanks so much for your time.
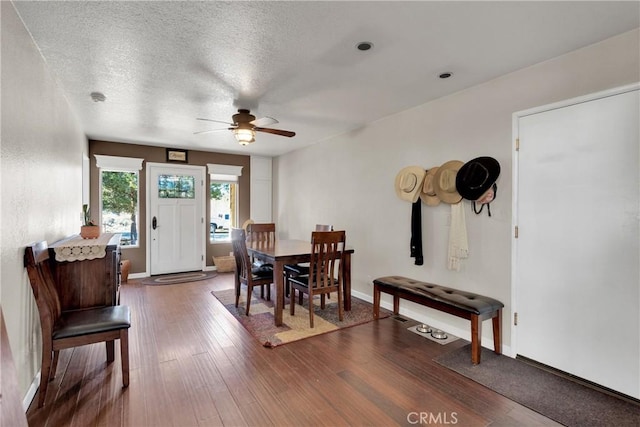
[148,163,205,275]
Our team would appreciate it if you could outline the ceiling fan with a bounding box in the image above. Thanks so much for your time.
[194,109,296,145]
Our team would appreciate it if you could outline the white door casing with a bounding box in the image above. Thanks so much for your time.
[147,163,205,275]
[512,84,639,399]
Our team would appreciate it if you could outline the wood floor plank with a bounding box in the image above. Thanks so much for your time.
[26,273,562,426]
[121,366,147,427]
[70,342,108,427]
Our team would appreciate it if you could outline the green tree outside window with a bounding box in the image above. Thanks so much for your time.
[102,171,139,246]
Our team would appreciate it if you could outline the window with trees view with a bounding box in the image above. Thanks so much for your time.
[101,171,139,247]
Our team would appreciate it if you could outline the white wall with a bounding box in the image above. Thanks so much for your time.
[1,2,87,400]
[274,29,640,352]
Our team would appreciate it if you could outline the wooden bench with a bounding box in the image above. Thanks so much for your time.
[373,276,504,364]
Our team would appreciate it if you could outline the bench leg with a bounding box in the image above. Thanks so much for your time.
[373,284,380,319]
[393,295,399,315]
[471,314,482,365]
[492,309,502,355]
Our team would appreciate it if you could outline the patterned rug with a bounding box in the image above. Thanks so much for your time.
[212,288,391,348]
[141,271,217,285]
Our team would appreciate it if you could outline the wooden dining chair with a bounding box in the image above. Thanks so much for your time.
[231,228,274,314]
[289,230,345,328]
[246,222,275,266]
[245,223,276,299]
[284,224,333,297]
[245,222,276,245]
[24,241,131,408]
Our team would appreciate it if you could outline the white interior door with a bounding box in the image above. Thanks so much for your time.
[514,87,639,399]
[148,163,205,275]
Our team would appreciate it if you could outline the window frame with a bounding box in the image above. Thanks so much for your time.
[95,155,144,248]
[207,164,243,244]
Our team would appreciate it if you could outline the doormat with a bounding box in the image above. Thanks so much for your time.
[141,271,217,286]
[407,325,460,345]
[211,288,392,348]
[434,344,640,426]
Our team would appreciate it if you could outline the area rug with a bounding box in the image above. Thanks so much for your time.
[435,344,640,426]
[141,271,217,286]
[212,288,391,348]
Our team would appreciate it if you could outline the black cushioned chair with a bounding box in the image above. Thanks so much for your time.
[24,241,131,408]
[284,224,332,297]
[289,230,345,328]
[231,228,274,313]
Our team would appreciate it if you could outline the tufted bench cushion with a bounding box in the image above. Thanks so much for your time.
[373,276,503,364]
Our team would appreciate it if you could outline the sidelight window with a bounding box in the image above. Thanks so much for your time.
[208,164,242,243]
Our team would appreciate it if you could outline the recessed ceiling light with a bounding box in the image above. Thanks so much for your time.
[356,41,373,51]
[90,91,106,102]
[439,72,453,79]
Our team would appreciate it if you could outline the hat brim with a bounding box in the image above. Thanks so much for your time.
[421,194,441,206]
[433,160,463,204]
[395,166,426,203]
[420,167,441,206]
[456,156,501,201]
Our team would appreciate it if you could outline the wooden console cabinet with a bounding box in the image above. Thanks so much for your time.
[48,233,121,310]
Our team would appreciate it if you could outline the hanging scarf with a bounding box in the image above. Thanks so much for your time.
[410,200,423,265]
[447,202,468,271]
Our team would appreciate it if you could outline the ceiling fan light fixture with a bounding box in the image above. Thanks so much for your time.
[233,128,255,145]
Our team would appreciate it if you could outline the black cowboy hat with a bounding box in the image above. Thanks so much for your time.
[455,156,500,201]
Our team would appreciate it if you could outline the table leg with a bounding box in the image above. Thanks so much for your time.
[343,252,352,311]
[274,261,284,326]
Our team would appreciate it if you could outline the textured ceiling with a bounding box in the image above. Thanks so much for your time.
[12,1,640,157]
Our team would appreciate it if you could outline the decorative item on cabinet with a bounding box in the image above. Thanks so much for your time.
[80,204,100,239]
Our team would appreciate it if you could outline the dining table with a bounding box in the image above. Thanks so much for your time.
[246,239,354,326]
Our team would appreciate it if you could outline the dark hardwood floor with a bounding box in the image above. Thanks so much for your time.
[26,273,558,426]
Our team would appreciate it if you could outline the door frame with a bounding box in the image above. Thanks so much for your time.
[145,162,207,275]
[510,82,640,356]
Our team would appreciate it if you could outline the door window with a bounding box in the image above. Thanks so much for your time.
[158,174,195,199]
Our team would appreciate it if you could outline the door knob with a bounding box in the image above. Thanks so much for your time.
[152,216,158,230]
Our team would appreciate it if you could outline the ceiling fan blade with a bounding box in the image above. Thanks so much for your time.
[193,127,234,135]
[196,118,235,126]
[254,127,296,138]
[251,116,278,127]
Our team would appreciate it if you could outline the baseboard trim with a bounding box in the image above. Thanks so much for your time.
[23,371,40,411]
[127,265,217,280]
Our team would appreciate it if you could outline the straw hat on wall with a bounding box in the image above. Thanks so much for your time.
[420,167,441,206]
[433,160,464,204]
[394,166,426,203]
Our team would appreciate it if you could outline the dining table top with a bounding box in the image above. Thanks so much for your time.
[246,239,354,258]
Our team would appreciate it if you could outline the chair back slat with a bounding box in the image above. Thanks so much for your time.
[310,231,345,292]
[24,241,62,336]
[246,223,276,245]
[231,228,252,281]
